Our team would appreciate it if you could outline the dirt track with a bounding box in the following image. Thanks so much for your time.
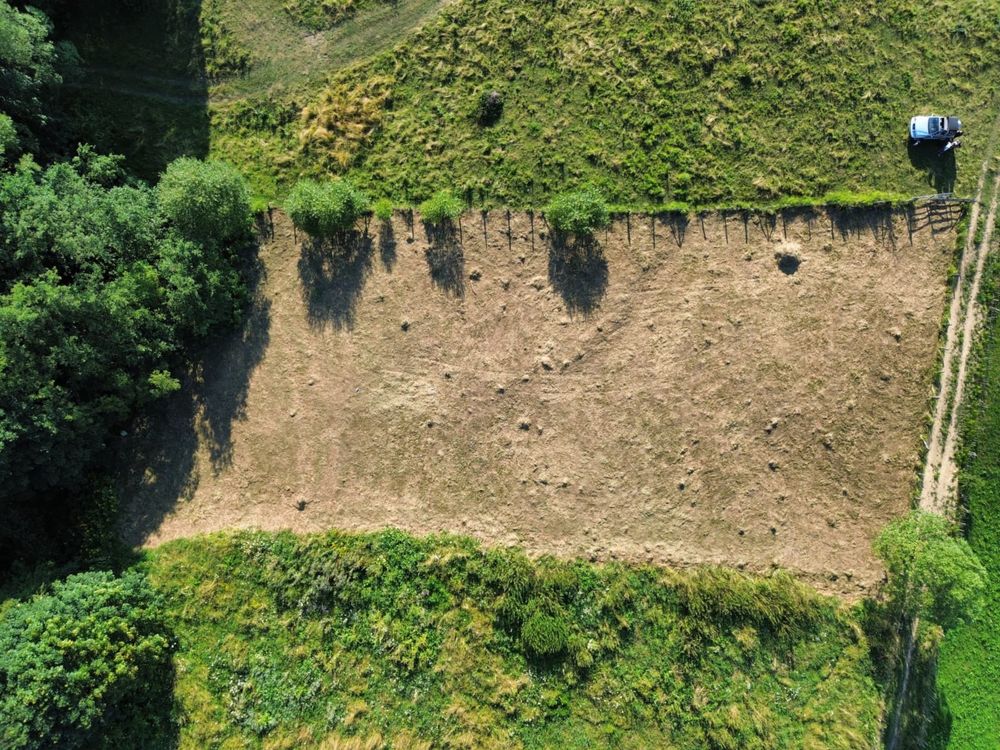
[121,206,957,595]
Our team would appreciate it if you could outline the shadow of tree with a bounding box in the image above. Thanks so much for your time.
[548,235,609,317]
[907,140,957,194]
[378,219,397,270]
[297,231,374,330]
[423,222,464,297]
[119,239,271,545]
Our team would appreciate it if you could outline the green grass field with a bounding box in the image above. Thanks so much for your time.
[140,530,882,750]
[63,0,1000,207]
[937,238,1000,748]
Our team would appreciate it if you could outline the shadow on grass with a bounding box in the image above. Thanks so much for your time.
[423,222,464,297]
[56,0,209,180]
[297,231,375,330]
[908,139,957,195]
[861,599,953,750]
[547,234,608,317]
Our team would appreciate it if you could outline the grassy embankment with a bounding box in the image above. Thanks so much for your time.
[63,0,1000,207]
[937,214,1000,748]
[140,530,882,749]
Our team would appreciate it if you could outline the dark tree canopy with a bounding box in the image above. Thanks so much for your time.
[0,0,77,157]
[0,150,250,565]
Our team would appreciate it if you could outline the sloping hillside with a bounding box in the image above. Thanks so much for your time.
[64,0,1000,204]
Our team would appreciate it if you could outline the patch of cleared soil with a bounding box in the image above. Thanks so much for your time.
[121,205,958,595]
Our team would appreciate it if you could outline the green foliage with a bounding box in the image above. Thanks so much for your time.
[157,157,252,244]
[545,189,610,236]
[0,570,172,750]
[938,252,1000,747]
[285,178,369,238]
[0,150,247,568]
[520,605,570,657]
[145,530,882,749]
[418,189,463,226]
[875,510,985,631]
[0,0,71,156]
[372,196,393,221]
[0,113,17,160]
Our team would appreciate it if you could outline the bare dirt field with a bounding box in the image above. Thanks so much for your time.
[121,204,960,595]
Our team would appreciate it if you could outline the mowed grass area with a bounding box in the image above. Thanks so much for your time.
[937,248,1000,748]
[143,530,882,750]
[64,0,1000,205]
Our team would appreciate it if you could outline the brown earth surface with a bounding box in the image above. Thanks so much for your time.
[121,204,960,596]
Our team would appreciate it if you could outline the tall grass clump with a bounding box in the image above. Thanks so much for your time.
[419,189,463,226]
[285,178,369,238]
[545,189,610,236]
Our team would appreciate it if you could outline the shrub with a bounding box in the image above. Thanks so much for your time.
[373,197,394,221]
[419,189,464,226]
[875,510,986,631]
[545,189,610,236]
[0,571,173,750]
[475,89,504,126]
[520,605,570,657]
[285,178,369,238]
[157,158,251,244]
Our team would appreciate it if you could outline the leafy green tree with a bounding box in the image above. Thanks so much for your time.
[0,150,249,566]
[0,1,76,156]
[0,570,173,750]
[285,177,369,238]
[875,510,986,631]
[545,189,610,236]
[157,157,252,244]
[0,113,16,160]
[419,189,463,226]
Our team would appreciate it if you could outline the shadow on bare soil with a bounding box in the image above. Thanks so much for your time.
[423,223,465,297]
[378,219,397,270]
[298,231,375,330]
[119,241,270,546]
[548,235,609,317]
[827,205,901,247]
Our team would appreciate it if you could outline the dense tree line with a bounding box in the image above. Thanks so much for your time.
[0,149,251,566]
[0,0,252,567]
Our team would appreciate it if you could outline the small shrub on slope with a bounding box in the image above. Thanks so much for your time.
[419,189,463,226]
[545,189,610,236]
[372,196,393,221]
[157,158,252,244]
[285,178,369,238]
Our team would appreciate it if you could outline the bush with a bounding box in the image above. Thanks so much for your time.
[419,189,464,226]
[520,605,570,657]
[156,158,251,244]
[373,197,393,221]
[475,89,504,126]
[285,178,369,238]
[545,189,610,236]
[0,571,173,750]
[875,510,986,631]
